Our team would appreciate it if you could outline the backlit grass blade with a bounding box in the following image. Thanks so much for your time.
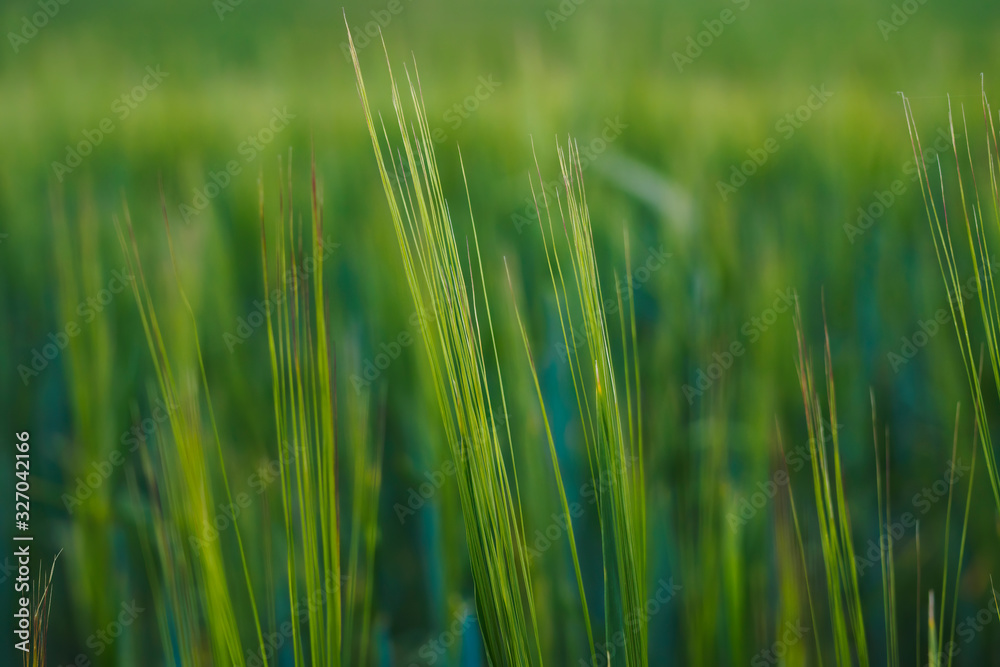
[115,196,267,666]
[347,23,543,664]
[791,299,869,666]
[900,85,1000,514]
[522,139,648,665]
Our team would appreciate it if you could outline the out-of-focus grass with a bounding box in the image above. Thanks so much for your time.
[4,0,1000,664]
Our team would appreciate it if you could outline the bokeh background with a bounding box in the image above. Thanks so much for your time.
[3,0,1000,664]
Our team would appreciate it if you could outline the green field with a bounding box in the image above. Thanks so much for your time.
[4,0,1000,664]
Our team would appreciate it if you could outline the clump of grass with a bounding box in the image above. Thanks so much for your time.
[508,139,647,665]
[22,554,59,667]
[899,82,1000,664]
[50,189,118,634]
[347,23,647,664]
[260,154,382,666]
[900,81,1000,514]
[788,302,978,666]
[786,302,870,667]
[347,30,545,663]
[128,417,206,666]
[117,193,269,665]
[926,403,977,667]
[341,384,383,667]
[118,159,382,665]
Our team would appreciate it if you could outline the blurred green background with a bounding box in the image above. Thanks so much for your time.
[3,0,1000,664]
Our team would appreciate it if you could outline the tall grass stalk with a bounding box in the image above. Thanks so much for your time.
[900,82,1000,514]
[924,399,978,667]
[787,302,870,667]
[508,139,647,665]
[347,24,647,664]
[22,555,59,667]
[347,29,545,664]
[789,304,978,666]
[260,154,382,665]
[870,391,898,667]
[118,162,382,665]
[50,189,117,646]
[116,196,268,665]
